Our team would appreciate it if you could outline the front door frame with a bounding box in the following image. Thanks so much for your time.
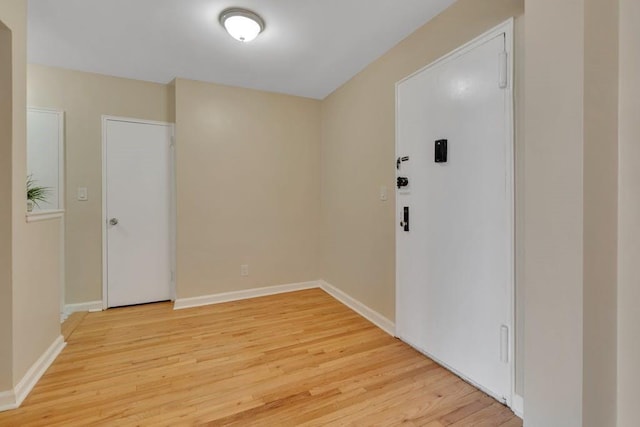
[394,18,516,409]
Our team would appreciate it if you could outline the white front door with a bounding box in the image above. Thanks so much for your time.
[104,118,173,308]
[396,24,514,404]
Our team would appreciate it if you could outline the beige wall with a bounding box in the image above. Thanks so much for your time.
[617,0,640,424]
[0,0,63,388]
[27,65,174,303]
[12,220,62,380]
[0,17,13,392]
[583,0,619,425]
[174,78,321,298]
[524,0,625,425]
[27,67,322,304]
[320,0,524,390]
[523,0,585,425]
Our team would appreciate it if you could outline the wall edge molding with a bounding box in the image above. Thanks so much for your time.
[0,389,17,412]
[0,335,66,412]
[318,280,396,336]
[25,209,64,223]
[173,281,321,310]
[64,300,103,319]
[512,393,524,418]
[173,280,396,338]
[14,335,66,407]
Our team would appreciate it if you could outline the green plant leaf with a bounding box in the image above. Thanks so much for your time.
[26,175,50,207]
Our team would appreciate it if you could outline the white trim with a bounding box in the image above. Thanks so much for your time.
[395,18,517,410]
[174,281,320,310]
[27,107,65,212]
[101,116,176,310]
[397,19,514,85]
[0,335,66,412]
[25,209,64,223]
[63,301,103,320]
[319,281,395,336]
[502,18,518,413]
[102,115,174,127]
[169,127,177,302]
[101,117,107,309]
[14,336,65,406]
[512,393,524,419]
[0,390,16,412]
[174,280,396,337]
[60,216,66,324]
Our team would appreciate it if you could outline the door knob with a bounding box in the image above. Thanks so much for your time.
[109,218,119,226]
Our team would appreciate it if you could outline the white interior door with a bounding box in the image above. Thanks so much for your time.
[396,24,514,404]
[104,118,173,308]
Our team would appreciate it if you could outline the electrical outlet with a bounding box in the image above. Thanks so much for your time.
[240,264,249,277]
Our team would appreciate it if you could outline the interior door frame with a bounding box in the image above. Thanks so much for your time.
[101,116,176,310]
[394,18,516,407]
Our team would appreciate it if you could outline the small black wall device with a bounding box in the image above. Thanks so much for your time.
[396,156,409,170]
[435,139,448,163]
[397,176,409,189]
[401,207,410,232]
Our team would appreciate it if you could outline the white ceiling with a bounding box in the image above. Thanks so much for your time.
[28,0,456,99]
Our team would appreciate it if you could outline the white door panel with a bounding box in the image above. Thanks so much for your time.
[396,30,513,402]
[105,119,173,308]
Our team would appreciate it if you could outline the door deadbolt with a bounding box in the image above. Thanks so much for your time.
[109,218,119,226]
[400,207,409,232]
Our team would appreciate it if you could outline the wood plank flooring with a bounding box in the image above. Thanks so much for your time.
[0,289,521,426]
[61,311,88,341]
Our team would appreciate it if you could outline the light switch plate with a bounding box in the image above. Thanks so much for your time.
[77,187,88,201]
[379,186,388,201]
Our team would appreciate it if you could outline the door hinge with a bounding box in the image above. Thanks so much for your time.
[500,325,509,363]
[499,51,508,89]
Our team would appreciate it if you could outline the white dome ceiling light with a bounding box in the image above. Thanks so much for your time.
[219,8,265,43]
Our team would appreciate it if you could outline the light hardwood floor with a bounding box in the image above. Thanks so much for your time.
[61,311,88,341]
[0,289,521,426]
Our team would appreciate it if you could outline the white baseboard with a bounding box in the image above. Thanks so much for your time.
[63,300,103,320]
[0,390,16,412]
[512,393,524,418]
[173,281,320,310]
[319,280,395,336]
[0,335,66,412]
[173,280,396,338]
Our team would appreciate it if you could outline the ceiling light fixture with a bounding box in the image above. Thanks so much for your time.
[219,8,265,43]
